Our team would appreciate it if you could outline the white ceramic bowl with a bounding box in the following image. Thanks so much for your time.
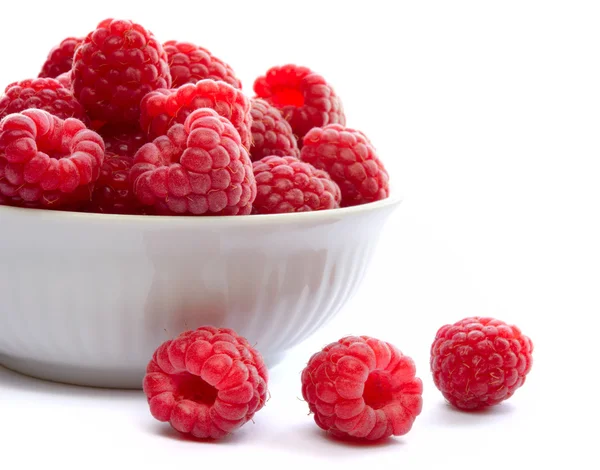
[0,196,401,388]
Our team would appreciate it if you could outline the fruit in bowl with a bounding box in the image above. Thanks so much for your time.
[0,17,397,388]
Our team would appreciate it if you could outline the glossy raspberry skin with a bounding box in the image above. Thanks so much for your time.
[0,109,104,208]
[301,336,423,441]
[163,41,241,89]
[0,78,86,122]
[140,79,252,148]
[101,125,148,158]
[56,71,72,89]
[143,326,268,439]
[301,124,389,207]
[72,18,171,126]
[430,317,534,410]
[39,37,83,79]
[131,108,256,215]
[249,99,299,161]
[252,156,340,214]
[253,64,345,141]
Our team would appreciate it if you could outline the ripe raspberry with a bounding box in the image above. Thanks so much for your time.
[301,336,423,441]
[0,78,86,122]
[72,18,171,126]
[131,108,256,215]
[253,64,345,142]
[163,41,241,89]
[301,124,389,207]
[0,109,104,208]
[56,71,72,89]
[249,99,299,161]
[140,79,252,148]
[85,152,142,214]
[252,156,340,214]
[39,37,83,79]
[100,125,148,158]
[430,317,534,411]
[143,326,268,439]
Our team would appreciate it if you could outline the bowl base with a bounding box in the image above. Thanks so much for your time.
[0,351,287,390]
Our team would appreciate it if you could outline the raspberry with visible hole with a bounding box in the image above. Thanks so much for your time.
[253,64,345,142]
[143,326,268,440]
[0,109,104,208]
[163,41,241,89]
[301,124,389,207]
[140,79,251,148]
[249,98,299,161]
[430,317,534,411]
[252,155,340,214]
[72,18,171,126]
[301,336,423,441]
[0,78,86,122]
[39,37,83,79]
[131,107,256,215]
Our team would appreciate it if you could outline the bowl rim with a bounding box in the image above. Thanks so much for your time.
[0,193,403,225]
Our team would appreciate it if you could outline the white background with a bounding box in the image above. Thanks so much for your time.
[1,0,598,468]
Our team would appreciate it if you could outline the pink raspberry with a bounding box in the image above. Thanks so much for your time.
[252,155,340,214]
[253,64,345,142]
[72,18,171,126]
[0,78,86,122]
[249,98,299,161]
[301,336,423,441]
[143,326,268,440]
[163,41,241,89]
[131,108,256,215]
[0,109,104,208]
[140,79,252,148]
[301,124,390,207]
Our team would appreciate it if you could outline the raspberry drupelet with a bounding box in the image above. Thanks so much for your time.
[249,98,299,161]
[39,37,83,79]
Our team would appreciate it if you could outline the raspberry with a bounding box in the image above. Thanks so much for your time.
[0,109,104,208]
[39,37,83,79]
[252,156,340,214]
[430,317,534,411]
[56,71,72,89]
[100,125,148,158]
[72,18,171,126]
[301,336,423,441]
[131,108,256,215]
[143,326,268,439]
[0,78,86,122]
[249,99,299,161]
[140,79,252,148]
[163,41,241,89]
[301,124,390,207]
[253,64,345,142]
[85,152,142,214]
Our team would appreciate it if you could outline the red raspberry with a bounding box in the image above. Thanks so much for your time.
[56,71,72,89]
[163,41,241,89]
[0,78,86,122]
[131,108,256,215]
[85,153,142,215]
[143,326,268,440]
[38,37,83,79]
[0,109,104,208]
[100,125,148,158]
[430,317,534,411]
[249,98,299,161]
[72,18,171,126]
[252,156,340,214]
[301,336,423,441]
[140,79,252,148]
[301,124,390,207]
[253,64,345,142]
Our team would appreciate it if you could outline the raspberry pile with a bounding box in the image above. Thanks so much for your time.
[0,17,391,215]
